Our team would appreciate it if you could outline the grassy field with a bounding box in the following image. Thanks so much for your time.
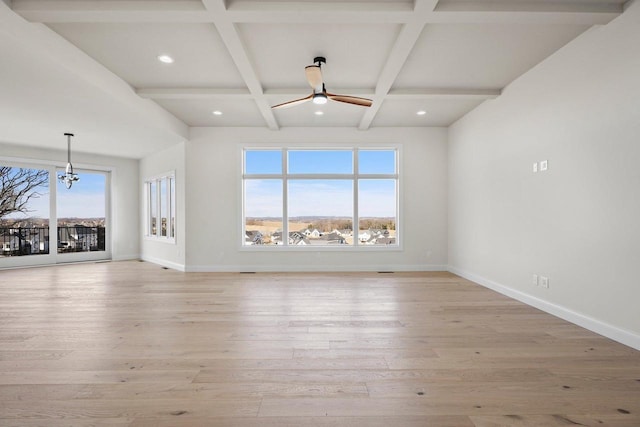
[245,220,310,235]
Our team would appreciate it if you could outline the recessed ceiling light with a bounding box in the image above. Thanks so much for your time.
[314,111,324,116]
[157,54,174,64]
[212,110,223,116]
[417,110,427,116]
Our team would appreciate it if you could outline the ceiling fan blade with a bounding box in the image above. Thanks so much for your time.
[305,65,323,92]
[271,94,313,110]
[326,93,373,107]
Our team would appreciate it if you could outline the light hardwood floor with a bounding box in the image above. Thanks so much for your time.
[0,261,639,426]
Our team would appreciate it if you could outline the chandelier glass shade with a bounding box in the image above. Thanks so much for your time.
[58,133,79,189]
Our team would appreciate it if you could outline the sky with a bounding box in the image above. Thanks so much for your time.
[245,149,396,175]
[244,150,397,218]
[3,167,106,220]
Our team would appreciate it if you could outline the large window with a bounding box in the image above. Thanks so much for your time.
[243,148,398,247]
[145,173,175,241]
[1,161,111,265]
[0,165,50,257]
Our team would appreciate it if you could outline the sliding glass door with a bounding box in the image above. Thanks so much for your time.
[0,161,110,267]
[56,169,109,262]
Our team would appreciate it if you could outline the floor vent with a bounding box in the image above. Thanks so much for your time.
[378,271,394,274]
[240,271,256,274]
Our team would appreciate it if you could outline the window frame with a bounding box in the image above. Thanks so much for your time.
[241,147,400,250]
[145,172,176,243]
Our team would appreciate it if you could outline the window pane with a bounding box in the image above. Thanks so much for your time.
[0,166,49,256]
[288,180,353,245]
[170,177,175,238]
[245,150,282,174]
[57,171,106,253]
[288,150,353,174]
[244,179,282,245]
[159,179,167,236]
[358,179,397,245]
[149,181,157,236]
[359,150,396,174]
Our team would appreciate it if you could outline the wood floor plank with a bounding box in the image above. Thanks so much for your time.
[128,415,475,427]
[0,261,639,426]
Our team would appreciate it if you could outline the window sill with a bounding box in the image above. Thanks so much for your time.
[144,236,176,245]
[239,244,402,252]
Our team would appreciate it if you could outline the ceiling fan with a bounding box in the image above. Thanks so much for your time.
[271,57,373,110]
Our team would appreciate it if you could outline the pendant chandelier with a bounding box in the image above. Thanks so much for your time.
[58,132,79,189]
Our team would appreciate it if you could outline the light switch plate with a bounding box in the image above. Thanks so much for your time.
[540,160,548,171]
[533,162,538,173]
[532,274,538,286]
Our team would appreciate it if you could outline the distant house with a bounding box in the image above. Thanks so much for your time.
[289,231,309,245]
[0,232,20,254]
[358,231,372,242]
[271,231,283,245]
[304,228,321,238]
[245,230,263,245]
[375,237,396,245]
[320,232,346,244]
[24,228,49,254]
[333,229,352,237]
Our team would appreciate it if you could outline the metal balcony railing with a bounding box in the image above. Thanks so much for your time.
[0,226,105,256]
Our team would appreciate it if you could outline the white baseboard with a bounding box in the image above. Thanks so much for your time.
[112,254,140,261]
[448,265,640,351]
[141,255,186,272]
[185,264,448,273]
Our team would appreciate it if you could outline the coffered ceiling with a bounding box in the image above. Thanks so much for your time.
[0,0,629,158]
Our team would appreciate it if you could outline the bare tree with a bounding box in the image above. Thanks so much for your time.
[0,167,49,219]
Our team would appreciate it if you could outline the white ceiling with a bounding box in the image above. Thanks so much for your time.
[0,0,630,158]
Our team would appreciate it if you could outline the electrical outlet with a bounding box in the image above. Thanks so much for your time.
[532,274,538,286]
[540,160,548,171]
[533,162,538,173]
[540,276,549,288]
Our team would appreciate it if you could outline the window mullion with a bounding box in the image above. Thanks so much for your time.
[353,149,359,247]
[156,181,161,238]
[282,148,288,247]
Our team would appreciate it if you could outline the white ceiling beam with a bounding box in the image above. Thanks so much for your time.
[11,0,213,23]
[12,0,622,25]
[137,88,252,100]
[201,0,279,130]
[264,88,375,97]
[387,88,501,100]
[226,1,411,12]
[137,86,499,101]
[358,0,438,130]
[426,0,622,25]
[426,11,621,25]
[436,0,622,13]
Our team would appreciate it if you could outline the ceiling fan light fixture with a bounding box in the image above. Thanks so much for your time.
[271,57,371,110]
[312,93,328,105]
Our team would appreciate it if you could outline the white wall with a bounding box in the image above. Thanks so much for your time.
[139,141,186,270]
[186,127,448,272]
[0,141,139,263]
[448,2,640,349]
